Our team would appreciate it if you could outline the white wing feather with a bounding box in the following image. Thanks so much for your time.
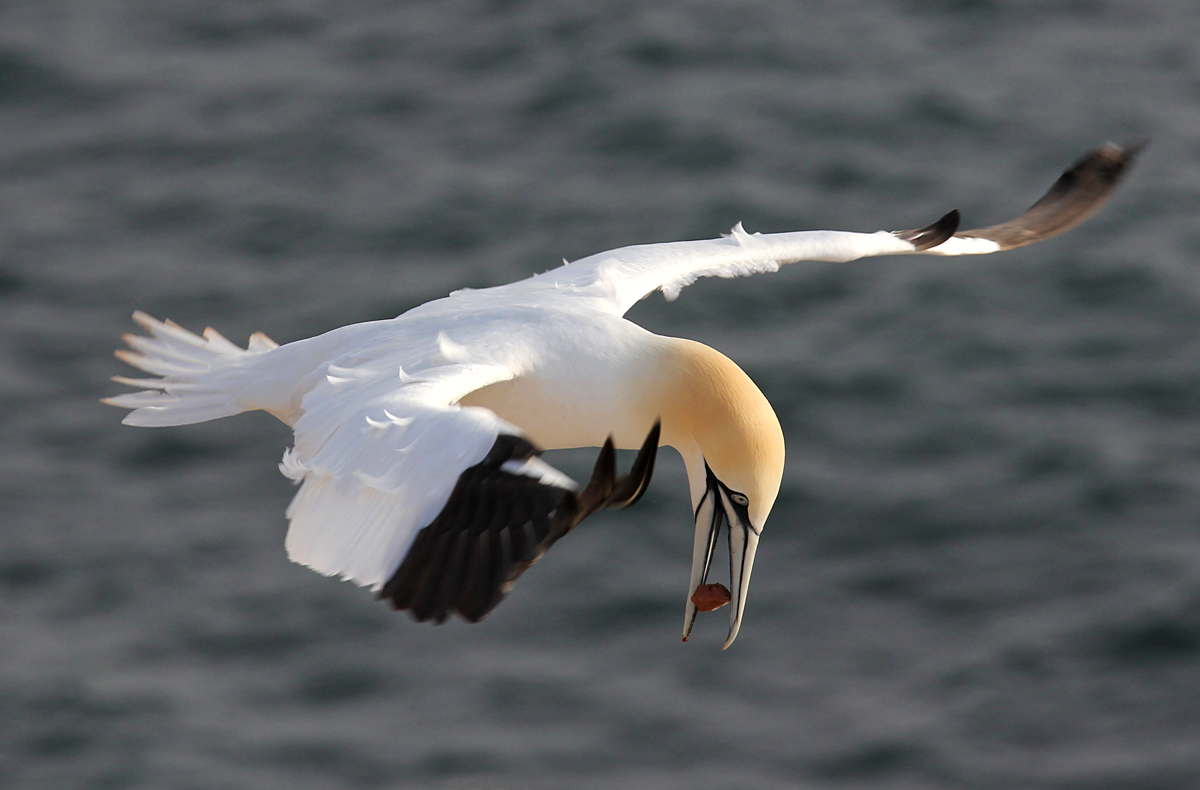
[282,361,524,589]
[509,224,937,317]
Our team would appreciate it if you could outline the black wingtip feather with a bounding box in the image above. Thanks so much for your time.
[896,210,961,251]
[380,423,662,626]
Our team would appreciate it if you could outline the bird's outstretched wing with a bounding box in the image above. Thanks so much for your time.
[528,142,1141,316]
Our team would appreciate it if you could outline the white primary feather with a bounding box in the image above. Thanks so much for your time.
[500,456,578,490]
[920,235,1003,256]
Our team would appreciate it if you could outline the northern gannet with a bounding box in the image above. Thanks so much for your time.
[105,143,1140,648]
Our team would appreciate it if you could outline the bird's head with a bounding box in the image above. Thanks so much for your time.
[656,339,785,648]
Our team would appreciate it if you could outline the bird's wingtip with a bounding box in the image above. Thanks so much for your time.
[950,140,1144,251]
[895,209,961,251]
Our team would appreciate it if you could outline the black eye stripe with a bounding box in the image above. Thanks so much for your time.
[703,460,752,522]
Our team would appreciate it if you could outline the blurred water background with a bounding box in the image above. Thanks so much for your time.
[3,1,1200,788]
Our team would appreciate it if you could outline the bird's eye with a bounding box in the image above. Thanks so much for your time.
[730,493,749,507]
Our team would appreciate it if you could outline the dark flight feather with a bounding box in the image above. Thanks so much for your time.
[380,421,661,623]
[956,141,1145,250]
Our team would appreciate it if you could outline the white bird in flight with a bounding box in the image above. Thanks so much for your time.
[106,143,1140,648]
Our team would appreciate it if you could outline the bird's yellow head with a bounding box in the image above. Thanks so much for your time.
[654,338,785,648]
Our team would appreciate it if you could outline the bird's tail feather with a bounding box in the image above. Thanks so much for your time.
[103,311,279,427]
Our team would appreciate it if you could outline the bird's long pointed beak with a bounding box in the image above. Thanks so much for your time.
[723,512,759,650]
[682,485,721,642]
[682,470,761,648]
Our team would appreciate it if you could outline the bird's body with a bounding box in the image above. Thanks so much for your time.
[461,309,666,451]
[105,143,1140,647]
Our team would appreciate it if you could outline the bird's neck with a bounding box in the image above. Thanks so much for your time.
[456,332,784,524]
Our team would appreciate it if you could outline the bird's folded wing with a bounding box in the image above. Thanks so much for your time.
[537,142,1140,317]
[280,361,535,590]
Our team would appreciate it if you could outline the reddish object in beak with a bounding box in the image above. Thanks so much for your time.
[690,583,732,612]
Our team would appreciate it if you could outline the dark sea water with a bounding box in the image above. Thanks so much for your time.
[3,1,1200,788]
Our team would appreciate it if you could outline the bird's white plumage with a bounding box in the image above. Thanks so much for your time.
[920,235,1003,256]
[103,225,1000,589]
[504,224,923,317]
[108,131,1137,617]
[281,364,522,588]
[101,142,1141,643]
[499,456,578,490]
